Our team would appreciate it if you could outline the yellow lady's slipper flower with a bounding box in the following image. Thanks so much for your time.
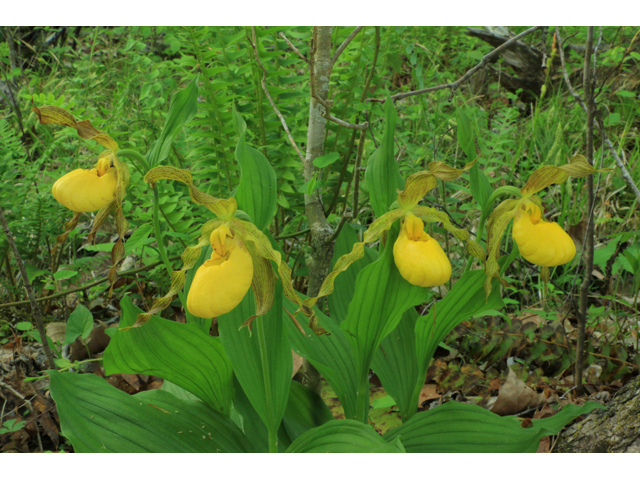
[512,201,576,267]
[393,213,451,287]
[187,225,254,318]
[52,156,117,212]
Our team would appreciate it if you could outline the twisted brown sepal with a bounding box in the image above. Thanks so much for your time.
[520,154,613,198]
[144,166,237,219]
[127,219,223,329]
[397,159,476,209]
[32,104,119,153]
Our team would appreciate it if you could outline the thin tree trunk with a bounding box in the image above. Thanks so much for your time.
[302,26,335,395]
[576,27,595,395]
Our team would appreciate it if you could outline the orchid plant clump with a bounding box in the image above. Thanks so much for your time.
[36,82,607,454]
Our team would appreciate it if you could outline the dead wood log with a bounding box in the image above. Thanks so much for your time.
[554,375,640,452]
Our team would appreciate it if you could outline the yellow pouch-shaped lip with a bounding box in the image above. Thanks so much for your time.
[512,203,576,267]
[52,162,117,212]
[187,232,254,319]
[393,214,451,288]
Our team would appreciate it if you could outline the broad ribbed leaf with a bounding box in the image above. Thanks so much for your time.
[342,226,427,376]
[147,76,199,167]
[469,162,492,209]
[286,420,405,453]
[234,109,277,231]
[282,380,335,442]
[371,308,419,423]
[327,223,378,322]
[104,296,233,415]
[365,93,404,216]
[49,371,251,453]
[218,282,291,435]
[415,270,502,375]
[284,297,359,419]
[231,376,291,453]
[384,401,604,453]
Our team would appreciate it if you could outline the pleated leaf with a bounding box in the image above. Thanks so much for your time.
[233,108,277,231]
[371,308,419,423]
[284,296,359,420]
[103,296,233,415]
[282,379,335,443]
[364,93,404,217]
[342,225,427,376]
[415,270,502,376]
[146,76,199,167]
[327,223,378,322]
[384,401,605,453]
[286,420,405,453]
[48,371,251,453]
[218,282,292,435]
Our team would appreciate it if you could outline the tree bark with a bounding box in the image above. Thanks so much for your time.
[302,26,335,395]
[555,376,640,453]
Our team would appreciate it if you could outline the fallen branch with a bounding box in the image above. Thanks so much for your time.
[367,26,543,103]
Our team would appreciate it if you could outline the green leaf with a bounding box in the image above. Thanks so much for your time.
[469,162,492,209]
[284,297,359,420]
[124,223,154,255]
[65,304,94,344]
[282,380,335,442]
[371,308,419,423]
[218,282,292,435]
[371,395,397,410]
[53,270,78,281]
[103,296,233,415]
[15,321,33,331]
[234,109,278,231]
[456,108,475,161]
[49,371,251,453]
[365,93,404,216]
[146,76,199,168]
[384,401,604,453]
[312,152,341,169]
[286,420,405,453]
[415,270,503,377]
[342,225,427,380]
[328,223,378,322]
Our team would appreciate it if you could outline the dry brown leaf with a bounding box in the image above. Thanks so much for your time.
[45,322,66,343]
[120,373,140,391]
[418,384,440,407]
[490,367,545,416]
[292,350,303,379]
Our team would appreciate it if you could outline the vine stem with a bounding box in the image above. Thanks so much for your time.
[256,317,278,453]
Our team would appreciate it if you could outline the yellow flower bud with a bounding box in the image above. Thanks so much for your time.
[52,157,117,212]
[393,214,451,287]
[187,227,254,318]
[512,202,576,267]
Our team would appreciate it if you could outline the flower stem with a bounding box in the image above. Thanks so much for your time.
[256,317,278,453]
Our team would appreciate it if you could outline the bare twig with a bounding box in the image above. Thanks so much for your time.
[0,207,57,370]
[368,26,543,103]
[322,111,368,130]
[0,254,182,309]
[556,27,640,204]
[274,228,311,241]
[249,27,305,163]
[325,128,367,245]
[330,26,364,67]
[278,32,309,64]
